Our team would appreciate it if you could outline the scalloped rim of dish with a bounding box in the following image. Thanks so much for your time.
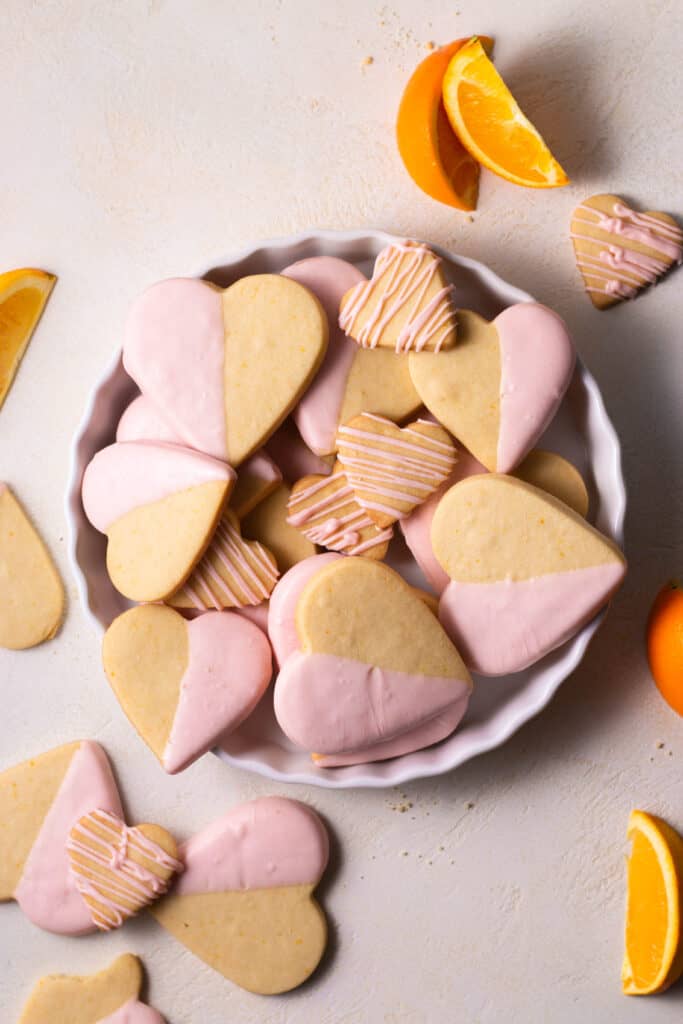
[65,228,626,789]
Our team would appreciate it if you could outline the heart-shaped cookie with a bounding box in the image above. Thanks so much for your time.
[339,240,457,353]
[570,194,683,309]
[116,393,184,445]
[287,462,393,557]
[0,483,64,650]
[18,954,165,1024]
[67,810,181,931]
[242,481,318,572]
[274,557,472,760]
[433,474,626,675]
[123,275,328,465]
[168,510,279,611]
[102,605,272,773]
[82,441,234,601]
[150,797,329,995]
[408,305,575,473]
[1,741,123,935]
[283,257,422,454]
[337,413,457,527]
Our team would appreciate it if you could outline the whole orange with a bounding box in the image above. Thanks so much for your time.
[647,581,683,714]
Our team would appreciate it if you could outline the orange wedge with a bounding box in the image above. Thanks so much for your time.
[442,37,568,189]
[396,37,493,210]
[0,268,56,410]
[623,810,683,995]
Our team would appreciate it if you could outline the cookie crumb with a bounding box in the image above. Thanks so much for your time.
[467,215,474,224]
[657,741,665,749]
[402,850,409,857]
[425,40,436,51]
[466,801,475,810]
[361,56,374,69]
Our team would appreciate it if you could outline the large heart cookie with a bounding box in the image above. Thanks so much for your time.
[432,475,626,675]
[1,741,123,934]
[18,954,166,1024]
[339,240,457,353]
[0,483,64,649]
[283,257,421,454]
[287,463,393,557]
[274,557,472,761]
[82,441,233,601]
[570,194,683,309]
[168,510,279,611]
[408,305,575,473]
[102,605,272,773]
[123,275,328,465]
[67,810,181,931]
[337,412,457,527]
[150,797,329,995]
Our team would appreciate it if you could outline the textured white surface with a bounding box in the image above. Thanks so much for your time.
[1,1,682,1021]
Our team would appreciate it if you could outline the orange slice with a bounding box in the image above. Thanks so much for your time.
[623,810,683,995]
[396,37,493,211]
[442,37,568,189]
[0,268,56,410]
[647,581,683,715]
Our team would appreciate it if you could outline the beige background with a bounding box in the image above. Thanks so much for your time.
[2,1,683,1020]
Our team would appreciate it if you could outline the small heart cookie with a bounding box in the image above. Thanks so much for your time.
[432,475,626,675]
[150,797,329,995]
[102,605,272,773]
[408,305,575,473]
[242,481,318,572]
[283,257,421,454]
[339,240,457,353]
[274,557,472,760]
[337,413,457,527]
[123,275,328,465]
[168,510,279,611]
[287,462,393,557]
[18,954,166,1024]
[67,810,182,931]
[82,441,233,602]
[570,194,683,309]
[0,483,64,649]
[1,741,123,935]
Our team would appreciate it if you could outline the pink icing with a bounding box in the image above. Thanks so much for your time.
[234,600,270,634]
[97,998,165,1024]
[438,562,626,676]
[14,742,123,935]
[116,395,184,445]
[400,450,487,594]
[286,471,393,554]
[495,304,575,473]
[122,278,227,460]
[237,449,281,491]
[264,418,332,483]
[274,651,471,755]
[174,797,328,895]
[81,441,234,532]
[283,257,365,455]
[163,612,272,773]
[573,202,683,262]
[268,554,342,667]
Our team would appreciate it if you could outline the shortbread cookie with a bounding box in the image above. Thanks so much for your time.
[168,510,279,611]
[570,194,683,309]
[337,413,457,527]
[514,448,589,518]
[116,394,183,445]
[283,257,421,454]
[0,741,123,934]
[150,797,329,995]
[268,554,343,667]
[274,557,472,761]
[103,605,272,773]
[0,483,64,649]
[242,482,317,572]
[123,275,328,464]
[67,810,182,930]
[230,449,282,517]
[408,305,575,472]
[82,441,233,601]
[433,475,626,675]
[287,463,393,558]
[18,954,166,1024]
[339,240,457,353]
[264,417,334,482]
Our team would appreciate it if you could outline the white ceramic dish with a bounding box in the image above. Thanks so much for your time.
[66,229,626,789]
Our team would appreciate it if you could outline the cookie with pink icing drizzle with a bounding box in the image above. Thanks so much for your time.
[339,240,457,353]
[570,194,682,309]
[102,605,272,773]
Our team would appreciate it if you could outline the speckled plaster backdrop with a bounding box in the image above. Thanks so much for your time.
[1,1,682,1020]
